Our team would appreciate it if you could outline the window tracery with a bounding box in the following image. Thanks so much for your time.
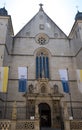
[36,51,49,79]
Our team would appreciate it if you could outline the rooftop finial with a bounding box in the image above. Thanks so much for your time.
[39,3,43,11]
[0,6,8,16]
[3,3,6,8]
[76,5,79,13]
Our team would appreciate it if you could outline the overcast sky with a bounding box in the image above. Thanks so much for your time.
[0,0,82,35]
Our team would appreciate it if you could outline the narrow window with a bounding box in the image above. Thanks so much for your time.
[36,56,39,79]
[36,52,49,79]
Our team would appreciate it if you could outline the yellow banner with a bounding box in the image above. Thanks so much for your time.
[0,67,9,92]
[80,70,82,82]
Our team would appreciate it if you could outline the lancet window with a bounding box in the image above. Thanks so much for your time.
[36,52,49,79]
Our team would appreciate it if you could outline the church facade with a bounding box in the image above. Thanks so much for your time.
[0,4,82,130]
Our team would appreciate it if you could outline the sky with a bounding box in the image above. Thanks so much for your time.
[0,0,82,35]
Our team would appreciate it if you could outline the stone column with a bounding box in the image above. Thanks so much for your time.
[11,101,17,130]
[63,101,70,130]
[35,104,40,130]
[11,121,16,130]
[35,120,40,130]
[35,104,39,119]
[12,101,17,120]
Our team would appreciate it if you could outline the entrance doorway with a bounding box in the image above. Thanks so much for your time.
[39,103,51,128]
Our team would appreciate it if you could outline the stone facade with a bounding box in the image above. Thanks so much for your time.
[0,5,82,130]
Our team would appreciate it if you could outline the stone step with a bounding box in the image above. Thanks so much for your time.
[41,127,61,130]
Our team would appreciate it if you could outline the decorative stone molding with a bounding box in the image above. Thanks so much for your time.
[29,84,34,93]
[16,121,34,129]
[71,120,82,129]
[0,121,11,130]
[35,33,49,45]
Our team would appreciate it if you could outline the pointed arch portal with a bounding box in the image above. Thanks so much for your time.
[39,103,51,127]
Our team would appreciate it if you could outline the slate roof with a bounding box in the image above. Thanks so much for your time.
[0,7,8,16]
[75,11,82,20]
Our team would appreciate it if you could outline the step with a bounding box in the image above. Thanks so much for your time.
[41,127,61,130]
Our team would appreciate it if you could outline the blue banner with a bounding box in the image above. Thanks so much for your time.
[59,69,69,93]
[18,67,27,92]
[62,80,69,93]
[19,79,27,92]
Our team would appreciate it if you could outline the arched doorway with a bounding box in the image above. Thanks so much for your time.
[39,103,51,128]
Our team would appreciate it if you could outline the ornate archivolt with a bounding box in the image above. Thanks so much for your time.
[34,79,53,94]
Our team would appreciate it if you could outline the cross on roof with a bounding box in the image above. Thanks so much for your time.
[39,3,43,11]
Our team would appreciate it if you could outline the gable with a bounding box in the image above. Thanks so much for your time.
[15,9,68,39]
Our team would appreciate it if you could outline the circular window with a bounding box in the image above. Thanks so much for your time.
[35,33,49,45]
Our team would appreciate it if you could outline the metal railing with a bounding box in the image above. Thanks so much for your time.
[0,107,35,120]
[68,107,82,120]
[0,106,82,120]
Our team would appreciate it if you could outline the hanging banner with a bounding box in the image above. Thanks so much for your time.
[76,69,82,93]
[18,67,27,92]
[0,67,9,93]
[59,69,69,93]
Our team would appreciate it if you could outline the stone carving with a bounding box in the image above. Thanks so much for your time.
[71,121,82,129]
[29,84,34,93]
[16,121,34,129]
[35,33,49,45]
[53,84,59,93]
[0,121,11,129]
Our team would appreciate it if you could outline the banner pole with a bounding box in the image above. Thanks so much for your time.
[69,92,73,118]
[67,68,73,118]
[4,92,7,119]
[26,67,28,119]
